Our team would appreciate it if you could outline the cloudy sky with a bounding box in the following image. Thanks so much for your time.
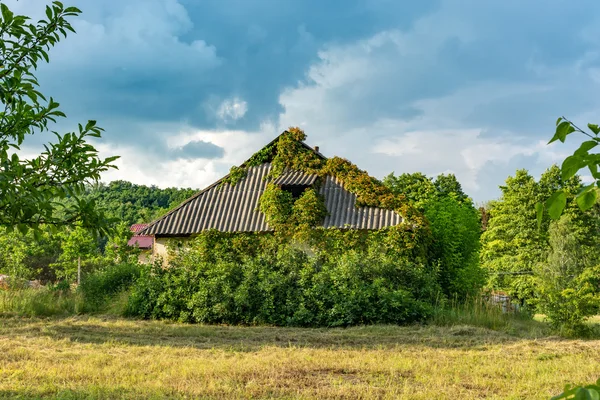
[9,0,600,202]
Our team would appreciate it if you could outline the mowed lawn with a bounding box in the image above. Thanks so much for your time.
[1,317,599,399]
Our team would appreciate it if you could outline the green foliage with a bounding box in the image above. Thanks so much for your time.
[0,2,118,236]
[430,296,541,335]
[384,172,470,209]
[535,216,600,336]
[220,142,276,186]
[51,226,100,281]
[384,172,483,299]
[0,287,83,317]
[77,180,196,226]
[258,183,295,229]
[0,226,61,280]
[126,231,439,326]
[541,117,600,221]
[480,167,591,303]
[269,127,324,179]
[222,165,248,187]
[0,263,139,316]
[433,174,470,203]
[258,184,328,238]
[552,378,600,400]
[78,263,140,312]
[103,221,138,264]
[383,172,436,209]
[425,196,484,298]
[0,181,193,283]
[292,188,328,230]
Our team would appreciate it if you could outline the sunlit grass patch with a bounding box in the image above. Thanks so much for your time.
[1,317,600,399]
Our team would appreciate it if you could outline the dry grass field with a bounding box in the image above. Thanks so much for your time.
[1,317,600,399]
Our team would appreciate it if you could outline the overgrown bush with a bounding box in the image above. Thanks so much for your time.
[79,263,140,312]
[126,231,438,326]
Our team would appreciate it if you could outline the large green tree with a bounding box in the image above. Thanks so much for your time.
[535,215,600,335]
[0,2,117,235]
[481,166,596,303]
[384,172,483,298]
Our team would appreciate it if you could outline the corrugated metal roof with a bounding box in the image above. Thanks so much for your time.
[142,164,272,235]
[141,164,403,236]
[272,169,319,186]
[319,175,403,229]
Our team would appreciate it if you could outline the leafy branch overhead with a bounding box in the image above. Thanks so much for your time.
[540,117,600,222]
[0,2,119,236]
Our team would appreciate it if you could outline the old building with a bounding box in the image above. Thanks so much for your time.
[140,131,403,260]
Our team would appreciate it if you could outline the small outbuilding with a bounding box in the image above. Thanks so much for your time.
[127,223,153,263]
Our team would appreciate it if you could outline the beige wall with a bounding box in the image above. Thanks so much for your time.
[153,237,190,265]
[137,249,152,264]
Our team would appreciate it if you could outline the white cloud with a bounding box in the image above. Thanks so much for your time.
[216,98,248,122]
[98,121,276,190]
[372,129,544,191]
[276,8,600,201]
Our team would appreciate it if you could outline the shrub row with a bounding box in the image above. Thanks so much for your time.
[126,234,439,327]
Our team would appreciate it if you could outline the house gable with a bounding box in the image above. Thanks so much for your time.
[140,131,404,236]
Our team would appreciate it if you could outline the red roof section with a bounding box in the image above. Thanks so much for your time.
[128,224,153,249]
[130,224,149,233]
[127,236,153,249]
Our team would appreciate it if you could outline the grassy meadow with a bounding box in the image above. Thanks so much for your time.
[1,316,600,399]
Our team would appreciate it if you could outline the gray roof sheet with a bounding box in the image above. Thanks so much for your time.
[141,163,402,235]
[272,169,319,186]
[319,175,402,229]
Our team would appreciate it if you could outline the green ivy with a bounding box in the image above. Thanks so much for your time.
[258,183,295,230]
[219,127,424,243]
[220,143,276,187]
[268,127,324,179]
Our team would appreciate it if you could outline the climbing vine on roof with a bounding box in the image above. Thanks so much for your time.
[268,127,324,179]
[220,142,276,187]
[259,183,328,240]
[220,127,425,231]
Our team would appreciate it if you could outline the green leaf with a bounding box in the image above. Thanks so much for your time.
[546,190,567,220]
[574,387,600,400]
[556,117,563,126]
[535,202,544,230]
[549,121,575,144]
[589,163,600,180]
[17,224,28,235]
[104,155,120,164]
[84,120,97,131]
[577,188,597,211]
[574,141,598,156]
[1,3,13,23]
[588,123,600,135]
[561,155,584,181]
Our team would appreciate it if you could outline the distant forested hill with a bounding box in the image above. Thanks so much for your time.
[82,180,197,226]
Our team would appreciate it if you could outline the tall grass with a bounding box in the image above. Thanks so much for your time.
[430,296,549,337]
[0,263,140,318]
[0,287,83,317]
